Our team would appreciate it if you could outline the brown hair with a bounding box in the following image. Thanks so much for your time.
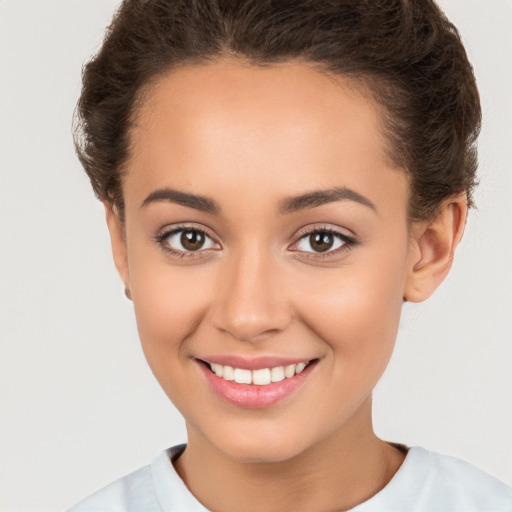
[74,0,481,222]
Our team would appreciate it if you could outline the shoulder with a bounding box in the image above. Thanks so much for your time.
[419,447,512,510]
[66,462,158,512]
[68,466,157,512]
[419,447,512,499]
[352,446,512,512]
[66,445,207,512]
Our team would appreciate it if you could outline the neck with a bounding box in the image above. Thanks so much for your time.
[174,397,406,512]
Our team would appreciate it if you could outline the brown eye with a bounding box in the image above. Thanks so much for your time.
[309,232,334,252]
[295,229,350,255]
[162,228,217,253]
[180,230,205,251]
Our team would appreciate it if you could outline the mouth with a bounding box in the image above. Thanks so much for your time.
[196,357,319,408]
[200,359,314,386]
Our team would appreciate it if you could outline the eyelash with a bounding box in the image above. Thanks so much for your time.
[154,224,219,260]
[154,224,358,261]
[292,225,358,260]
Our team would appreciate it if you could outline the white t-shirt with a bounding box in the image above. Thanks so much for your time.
[67,444,512,511]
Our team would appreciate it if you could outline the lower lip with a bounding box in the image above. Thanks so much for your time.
[198,361,317,409]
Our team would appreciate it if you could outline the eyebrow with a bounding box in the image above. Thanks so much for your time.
[140,186,376,214]
[141,188,221,214]
[279,186,376,214]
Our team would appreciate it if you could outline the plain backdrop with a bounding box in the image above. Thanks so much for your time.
[1,1,511,511]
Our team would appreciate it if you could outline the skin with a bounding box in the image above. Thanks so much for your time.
[105,60,467,511]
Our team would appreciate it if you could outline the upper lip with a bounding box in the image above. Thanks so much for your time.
[197,355,316,370]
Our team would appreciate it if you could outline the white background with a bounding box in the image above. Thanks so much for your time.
[1,1,511,511]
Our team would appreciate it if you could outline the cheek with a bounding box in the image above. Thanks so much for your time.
[129,256,213,373]
[285,255,407,427]
[293,251,407,367]
[129,265,215,416]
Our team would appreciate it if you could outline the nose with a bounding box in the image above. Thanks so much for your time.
[210,244,292,343]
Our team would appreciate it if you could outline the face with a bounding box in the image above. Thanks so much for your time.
[113,60,414,463]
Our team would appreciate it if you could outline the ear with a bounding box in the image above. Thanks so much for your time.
[103,202,130,290]
[404,194,467,303]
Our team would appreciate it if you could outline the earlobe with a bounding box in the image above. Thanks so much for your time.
[103,202,130,290]
[404,194,467,303]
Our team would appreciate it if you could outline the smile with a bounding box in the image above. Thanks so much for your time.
[197,357,318,408]
[208,361,310,386]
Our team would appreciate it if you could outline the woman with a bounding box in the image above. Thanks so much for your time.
[67,0,512,510]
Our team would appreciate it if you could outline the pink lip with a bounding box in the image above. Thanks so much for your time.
[197,358,318,409]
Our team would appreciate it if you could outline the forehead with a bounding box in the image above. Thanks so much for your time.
[125,59,406,213]
[133,60,389,155]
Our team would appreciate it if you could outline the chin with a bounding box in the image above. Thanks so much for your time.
[222,441,305,464]
[202,421,315,464]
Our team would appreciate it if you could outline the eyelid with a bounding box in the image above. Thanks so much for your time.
[293,223,356,241]
[288,224,358,259]
[154,222,358,260]
[156,222,219,243]
[155,223,221,258]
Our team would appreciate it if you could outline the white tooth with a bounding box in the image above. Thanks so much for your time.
[252,368,271,385]
[223,366,235,381]
[210,363,223,377]
[295,362,307,374]
[270,366,285,382]
[284,364,296,378]
[234,368,252,384]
